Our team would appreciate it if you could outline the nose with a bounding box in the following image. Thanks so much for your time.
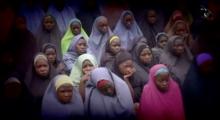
[64,92,70,97]
[162,81,168,86]
[103,26,107,31]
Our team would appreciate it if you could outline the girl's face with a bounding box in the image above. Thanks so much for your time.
[123,14,134,29]
[172,39,185,56]
[97,17,108,34]
[118,59,134,76]
[110,39,121,55]
[158,36,168,48]
[34,59,49,77]
[44,48,56,64]
[56,84,73,104]
[70,22,81,35]
[76,38,87,55]
[82,60,95,75]
[175,23,187,36]
[43,16,55,31]
[147,10,157,24]
[155,73,169,92]
[139,48,153,64]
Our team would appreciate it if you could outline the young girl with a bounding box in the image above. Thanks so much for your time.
[138,64,185,120]
[101,35,121,68]
[42,43,65,74]
[35,14,62,59]
[63,34,88,74]
[114,10,143,51]
[42,75,84,120]
[132,42,154,73]
[84,67,134,120]
[24,53,57,119]
[69,53,98,87]
[139,9,165,48]
[159,35,193,85]
[112,50,148,102]
[88,16,113,64]
[61,18,89,54]
[152,32,168,63]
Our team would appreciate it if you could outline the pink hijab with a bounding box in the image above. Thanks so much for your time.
[138,64,185,120]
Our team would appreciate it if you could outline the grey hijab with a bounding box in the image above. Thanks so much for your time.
[159,35,193,85]
[152,32,168,63]
[88,16,113,65]
[24,53,56,98]
[132,42,154,73]
[138,9,165,48]
[63,34,86,73]
[35,14,63,60]
[85,67,134,120]
[114,10,143,51]
[112,50,148,102]
[41,75,84,120]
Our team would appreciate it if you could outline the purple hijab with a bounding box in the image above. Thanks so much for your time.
[35,14,63,60]
[88,16,113,65]
[159,35,193,85]
[85,67,134,120]
[42,75,84,120]
[114,10,143,51]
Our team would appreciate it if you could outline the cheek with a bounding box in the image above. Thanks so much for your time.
[118,65,126,74]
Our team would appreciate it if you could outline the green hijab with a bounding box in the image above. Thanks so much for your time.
[61,18,89,55]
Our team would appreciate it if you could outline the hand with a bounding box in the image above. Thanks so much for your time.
[134,102,140,113]
[81,74,90,83]
[123,68,136,80]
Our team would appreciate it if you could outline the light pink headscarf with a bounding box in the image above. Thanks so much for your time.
[138,64,185,120]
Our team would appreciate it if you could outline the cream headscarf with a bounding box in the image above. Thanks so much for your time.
[69,53,98,86]
[55,74,73,91]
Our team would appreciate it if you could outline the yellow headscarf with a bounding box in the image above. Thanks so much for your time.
[55,75,73,91]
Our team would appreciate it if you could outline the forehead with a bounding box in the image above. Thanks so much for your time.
[176,22,186,28]
[124,12,133,17]
[173,38,184,45]
[71,21,81,27]
[45,47,56,52]
[35,59,48,65]
[97,17,108,24]
[120,59,133,65]
[147,10,157,16]
[83,59,92,65]
[141,47,151,53]
[44,16,53,21]
[77,38,86,43]
[159,36,168,41]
